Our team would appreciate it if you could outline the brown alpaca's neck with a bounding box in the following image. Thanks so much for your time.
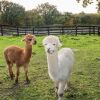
[24,44,32,62]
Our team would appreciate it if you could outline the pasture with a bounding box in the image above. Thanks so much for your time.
[0,35,100,100]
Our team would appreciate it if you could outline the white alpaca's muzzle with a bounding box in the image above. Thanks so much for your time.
[45,44,56,54]
[47,48,55,54]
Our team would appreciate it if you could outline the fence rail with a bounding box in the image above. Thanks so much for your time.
[0,25,100,36]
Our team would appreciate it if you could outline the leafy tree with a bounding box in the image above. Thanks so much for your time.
[26,2,61,26]
[36,2,60,25]
[25,9,44,26]
[0,1,100,27]
[76,0,100,13]
[0,0,25,26]
[63,12,75,25]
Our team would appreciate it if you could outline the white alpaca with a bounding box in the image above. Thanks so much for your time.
[43,35,74,100]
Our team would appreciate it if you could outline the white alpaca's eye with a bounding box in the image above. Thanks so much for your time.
[53,44,56,45]
[44,43,47,45]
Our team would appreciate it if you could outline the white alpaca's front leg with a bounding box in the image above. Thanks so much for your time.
[64,83,68,91]
[54,82,59,100]
[64,80,70,91]
[58,81,66,100]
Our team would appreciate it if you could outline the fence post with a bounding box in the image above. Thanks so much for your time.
[32,27,34,34]
[93,26,95,35]
[98,26,100,36]
[25,27,27,35]
[24,26,27,35]
[62,26,64,35]
[0,25,3,36]
[89,26,91,35]
[47,27,50,35]
[75,26,77,36]
[16,27,19,36]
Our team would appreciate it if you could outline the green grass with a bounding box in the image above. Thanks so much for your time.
[0,35,100,100]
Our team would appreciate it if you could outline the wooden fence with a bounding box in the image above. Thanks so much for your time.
[0,25,100,36]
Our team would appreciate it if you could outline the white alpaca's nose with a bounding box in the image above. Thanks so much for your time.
[45,44,55,54]
[47,48,54,54]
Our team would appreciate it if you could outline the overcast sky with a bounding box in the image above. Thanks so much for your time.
[7,0,97,13]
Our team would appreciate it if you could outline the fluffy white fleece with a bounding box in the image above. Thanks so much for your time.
[43,35,74,100]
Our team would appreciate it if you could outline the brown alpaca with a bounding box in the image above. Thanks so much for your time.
[4,34,36,84]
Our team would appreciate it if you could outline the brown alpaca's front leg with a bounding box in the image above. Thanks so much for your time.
[7,63,15,80]
[24,65,30,84]
[15,67,20,84]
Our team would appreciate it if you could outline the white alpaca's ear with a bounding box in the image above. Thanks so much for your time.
[42,39,45,46]
[58,39,62,47]
[58,42,62,47]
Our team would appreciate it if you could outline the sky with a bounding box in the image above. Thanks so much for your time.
[4,0,97,13]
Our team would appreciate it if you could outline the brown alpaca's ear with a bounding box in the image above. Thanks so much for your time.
[22,36,26,41]
[22,38,25,41]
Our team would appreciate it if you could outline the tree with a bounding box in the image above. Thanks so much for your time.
[0,0,25,26]
[25,9,44,26]
[36,2,60,25]
[63,12,74,26]
[76,0,100,13]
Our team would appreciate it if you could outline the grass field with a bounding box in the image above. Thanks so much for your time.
[0,35,100,100]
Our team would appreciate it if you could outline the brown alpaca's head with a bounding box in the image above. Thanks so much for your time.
[23,34,37,45]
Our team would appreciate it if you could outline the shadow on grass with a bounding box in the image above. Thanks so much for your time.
[0,81,31,99]
[64,83,88,100]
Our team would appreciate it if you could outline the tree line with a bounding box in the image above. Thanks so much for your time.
[0,0,100,27]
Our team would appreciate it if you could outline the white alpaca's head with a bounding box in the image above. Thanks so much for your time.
[43,35,62,54]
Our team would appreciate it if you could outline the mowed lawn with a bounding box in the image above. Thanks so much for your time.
[0,35,100,100]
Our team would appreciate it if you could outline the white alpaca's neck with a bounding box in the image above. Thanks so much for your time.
[47,52,59,75]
